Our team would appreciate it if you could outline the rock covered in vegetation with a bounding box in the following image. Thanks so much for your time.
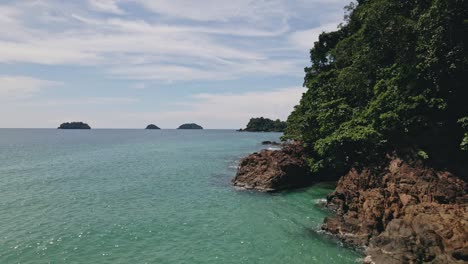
[283,0,468,183]
[323,157,468,263]
[58,122,91,129]
[145,124,160,129]
[177,123,203,129]
[239,117,287,132]
[232,143,313,192]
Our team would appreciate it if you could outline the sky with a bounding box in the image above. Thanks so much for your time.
[0,0,350,128]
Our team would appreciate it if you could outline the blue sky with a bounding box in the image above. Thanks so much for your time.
[0,0,350,128]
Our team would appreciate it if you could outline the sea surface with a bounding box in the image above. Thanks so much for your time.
[0,129,360,263]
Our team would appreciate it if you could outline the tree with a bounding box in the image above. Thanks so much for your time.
[284,0,468,175]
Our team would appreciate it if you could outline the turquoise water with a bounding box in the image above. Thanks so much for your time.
[0,129,360,263]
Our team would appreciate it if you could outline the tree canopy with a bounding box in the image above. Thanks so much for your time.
[58,122,91,129]
[242,117,287,132]
[283,0,468,175]
[178,123,203,129]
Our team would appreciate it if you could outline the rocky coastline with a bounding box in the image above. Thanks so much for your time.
[233,143,468,263]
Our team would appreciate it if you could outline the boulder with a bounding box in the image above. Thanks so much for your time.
[232,143,313,192]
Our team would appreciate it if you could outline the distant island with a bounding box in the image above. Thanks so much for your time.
[58,122,91,129]
[238,117,286,132]
[178,123,203,129]
[145,124,160,129]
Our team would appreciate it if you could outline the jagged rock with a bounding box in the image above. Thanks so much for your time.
[232,143,313,192]
[322,157,468,263]
[58,122,91,129]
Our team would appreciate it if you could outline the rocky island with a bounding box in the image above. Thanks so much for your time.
[145,124,160,129]
[178,123,203,129]
[58,122,91,129]
[238,117,286,132]
[233,1,467,263]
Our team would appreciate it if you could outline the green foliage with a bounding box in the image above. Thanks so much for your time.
[284,0,468,173]
[417,150,429,160]
[178,123,203,129]
[459,117,468,151]
[243,117,287,132]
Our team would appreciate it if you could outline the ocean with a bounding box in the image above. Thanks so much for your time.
[0,129,360,263]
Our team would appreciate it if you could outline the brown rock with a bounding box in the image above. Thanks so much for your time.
[232,143,313,192]
[322,157,468,263]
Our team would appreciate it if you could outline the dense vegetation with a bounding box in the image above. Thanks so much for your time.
[145,124,160,129]
[58,122,91,129]
[241,117,287,132]
[178,123,203,129]
[283,0,468,175]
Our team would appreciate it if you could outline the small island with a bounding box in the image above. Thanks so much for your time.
[238,117,286,132]
[58,122,91,129]
[145,124,160,130]
[177,123,203,129]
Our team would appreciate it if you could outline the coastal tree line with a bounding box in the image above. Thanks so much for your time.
[283,0,468,175]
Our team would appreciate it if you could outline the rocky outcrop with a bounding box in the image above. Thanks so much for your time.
[232,143,313,192]
[261,141,281,146]
[178,123,203,129]
[323,157,468,263]
[58,122,91,129]
[145,124,160,129]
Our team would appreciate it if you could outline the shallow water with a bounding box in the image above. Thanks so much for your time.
[0,129,360,263]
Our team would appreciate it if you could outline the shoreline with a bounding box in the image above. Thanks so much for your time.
[233,143,468,263]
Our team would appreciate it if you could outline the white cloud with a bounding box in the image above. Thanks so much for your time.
[0,1,348,82]
[0,86,305,128]
[121,86,306,128]
[88,0,125,14]
[36,97,139,106]
[0,76,62,98]
[132,0,286,22]
[0,1,353,128]
[289,22,340,50]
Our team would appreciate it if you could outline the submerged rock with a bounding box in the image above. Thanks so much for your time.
[145,124,160,129]
[58,122,91,129]
[232,143,313,192]
[178,123,203,129]
[261,141,281,146]
[322,157,468,263]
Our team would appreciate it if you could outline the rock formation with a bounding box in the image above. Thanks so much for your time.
[178,123,203,129]
[323,157,468,263]
[261,141,281,146]
[58,122,91,129]
[234,146,467,262]
[145,124,160,129]
[232,143,313,192]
